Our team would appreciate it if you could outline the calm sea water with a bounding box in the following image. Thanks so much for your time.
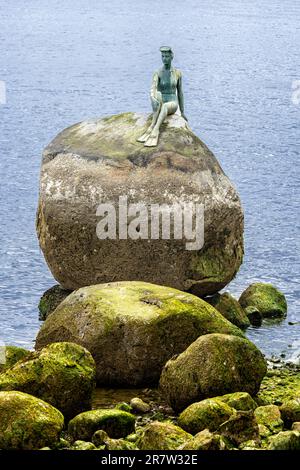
[0,0,299,360]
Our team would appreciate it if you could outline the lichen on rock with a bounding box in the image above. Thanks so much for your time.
[35,281,244,386]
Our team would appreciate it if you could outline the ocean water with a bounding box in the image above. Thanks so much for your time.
[0,0,299,359]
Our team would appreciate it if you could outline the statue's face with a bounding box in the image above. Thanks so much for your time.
[161,51,173,67]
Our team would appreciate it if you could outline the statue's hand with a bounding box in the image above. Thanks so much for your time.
[181,113,188,122]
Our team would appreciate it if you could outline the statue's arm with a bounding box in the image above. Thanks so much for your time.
[177,72,188,121]
[150,72,162,111]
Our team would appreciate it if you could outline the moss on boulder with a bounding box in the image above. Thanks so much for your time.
[280,397,300,427]
[216,392,257,411]
[178,429,229,450]
[68,408,135,441]
[159,333,267,412]
[254,405,283,434]
[218,411,260,446]
[36,282,244,386]
[0,391,64,450]
[0,345,30,373]
[38,285,71,321]
[267,431,300,450]
[239,283,287,318]
[0,342,96,419]
[137,421,191,450]
[207,292,250,329]
[178,398,235,434]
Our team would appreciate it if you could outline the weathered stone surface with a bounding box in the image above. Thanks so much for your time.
[239,283,287,318]
[0,391,64,450]
[137,421,191,450]
[38,284,71,321]
[207,292,250,329]
[35,282,243,386]
[36,112,244,296]
[159,333,267,412]
[0,342,96,419]
[218,411,260,446]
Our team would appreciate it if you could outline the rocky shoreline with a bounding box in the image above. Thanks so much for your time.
[0,281,299,451]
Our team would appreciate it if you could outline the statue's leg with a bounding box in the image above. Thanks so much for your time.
[137,100,161,143]
[144,102,177,147]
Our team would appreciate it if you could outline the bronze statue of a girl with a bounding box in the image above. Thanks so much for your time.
[138,46,187,147]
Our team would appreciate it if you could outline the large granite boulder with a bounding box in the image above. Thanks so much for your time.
[36,112,243,296]
[35,281,244,386]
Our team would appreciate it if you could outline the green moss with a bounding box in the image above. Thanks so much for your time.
[239,283,287,318]
[0,345,30,373]
[179,429,230,450]
[36,282,244,387]
[257,368,300,406]
[254,405,283,434]
[137,421,191,450]
[178,398,235,435]
[207,293,250,329]
[0,342,96,419]
[38,285,71,321]
[218,411,260,447]
[72,440,97,450]
[0,391,64,450]
[160,334,267,412]
[280,398,300,427]
[68,409,136,441]
[105,438,138,450]
[267,431,300,450]
[216,392,257,411]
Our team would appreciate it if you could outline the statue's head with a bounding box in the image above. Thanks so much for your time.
[160,46,173,67]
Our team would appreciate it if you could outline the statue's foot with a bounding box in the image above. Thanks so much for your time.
[144,130,159,147]
[137,130,152,143]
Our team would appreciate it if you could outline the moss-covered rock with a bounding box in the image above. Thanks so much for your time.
[0,342,96,419]
[0,345,30,373]
[267,431,300,450]
[280,397,300,427]
[239,283,287,318]
[68,408,135,441]
[92,429,109,447]
[178,398,235,434]
[137,421,191,450]
[244,306,262,326]
[218,411,260,446]
[216,392,257,411]
[38,285,71,321]
[37,113,244,297]
[207,292,250,329]
[257,367,300,406]
[159,333,267,412]
[105,438,138,450]
[254,405,283,434]
[36,282,244,386]
[130,397,151,414]
[71,440,97,450]
[0,391,64,450]
[178,429,229,450]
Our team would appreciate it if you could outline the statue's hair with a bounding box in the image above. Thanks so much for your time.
[160,46,173,55]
